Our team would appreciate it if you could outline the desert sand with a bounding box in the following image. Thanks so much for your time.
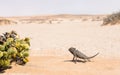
[0,15,120,75]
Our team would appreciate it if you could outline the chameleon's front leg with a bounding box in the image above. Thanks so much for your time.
[74,54,77,64]
[73,55,75,61]
[75,57,77,64]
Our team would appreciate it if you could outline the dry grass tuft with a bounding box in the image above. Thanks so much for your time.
[102,11,120,25]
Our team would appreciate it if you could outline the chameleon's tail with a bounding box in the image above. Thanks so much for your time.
[87,52,99,59]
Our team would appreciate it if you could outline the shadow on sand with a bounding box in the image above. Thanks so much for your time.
[0,66,12,73]
[64,60,86,63]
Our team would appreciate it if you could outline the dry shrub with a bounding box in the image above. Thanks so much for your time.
[102,11,120,25]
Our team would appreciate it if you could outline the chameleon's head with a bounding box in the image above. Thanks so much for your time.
[68,47,76,54]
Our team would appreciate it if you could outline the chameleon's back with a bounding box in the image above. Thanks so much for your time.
[75,50,88,59]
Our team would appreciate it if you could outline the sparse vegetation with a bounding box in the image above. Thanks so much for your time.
[0,19,17,25]
[102,11,120,25]
[0,31,30,72]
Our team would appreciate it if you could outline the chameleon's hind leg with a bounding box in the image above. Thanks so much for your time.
[84,59,87,62]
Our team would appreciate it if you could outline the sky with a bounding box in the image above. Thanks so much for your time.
[0,0,120,16]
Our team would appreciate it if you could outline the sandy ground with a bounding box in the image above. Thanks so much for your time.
[2,56,120,75]
[0,20,120,75]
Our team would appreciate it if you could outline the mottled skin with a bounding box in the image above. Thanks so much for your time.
[69,47,99,63]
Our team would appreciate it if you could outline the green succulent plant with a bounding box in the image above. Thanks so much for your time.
[24,37,30,46]
[7,47,17,55]
[0,59,10,67]
[0,31,30,72]
[23,57,29,63]
[2,52,9,59]
[22,51,29,57]
[0,45,5,51]
[0,51,3,58]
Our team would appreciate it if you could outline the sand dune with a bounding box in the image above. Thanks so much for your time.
[0,15,120,75]
[3,14,106,24]
[0,18,17,25]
